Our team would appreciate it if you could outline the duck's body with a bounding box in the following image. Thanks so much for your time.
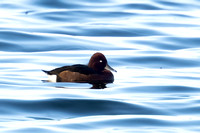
[43,52,116,87]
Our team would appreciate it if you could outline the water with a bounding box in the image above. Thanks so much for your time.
[1,0,200,132]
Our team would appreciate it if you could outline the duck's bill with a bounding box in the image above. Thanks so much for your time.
[105,64,117,72]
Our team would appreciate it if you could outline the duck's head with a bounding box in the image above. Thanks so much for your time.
[88,52,117,73]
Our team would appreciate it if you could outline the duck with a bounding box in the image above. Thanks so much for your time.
[42,52,116,88]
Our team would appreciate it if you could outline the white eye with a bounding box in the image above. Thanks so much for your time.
[100,60,103,63]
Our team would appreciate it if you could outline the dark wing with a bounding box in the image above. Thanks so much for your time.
[42,64,96,75]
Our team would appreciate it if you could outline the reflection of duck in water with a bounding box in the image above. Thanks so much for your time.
[42,52,116,89]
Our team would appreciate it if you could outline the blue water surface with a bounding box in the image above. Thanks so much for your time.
[1,0,200,132]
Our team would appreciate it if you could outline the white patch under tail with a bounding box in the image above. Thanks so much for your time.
[42,70,57,82]
[47,74,57,82]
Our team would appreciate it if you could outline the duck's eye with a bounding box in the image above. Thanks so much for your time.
[99,60,103,63]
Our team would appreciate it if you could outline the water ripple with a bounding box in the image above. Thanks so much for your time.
[0,98,168,119]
